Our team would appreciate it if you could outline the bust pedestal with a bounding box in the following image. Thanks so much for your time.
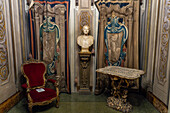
[78,52,91,95]
[77,25,94,94]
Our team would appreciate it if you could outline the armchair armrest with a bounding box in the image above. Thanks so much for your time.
[22,83,28,89]
[47,79,59,87]
[22,83,31,92]
[47,79,56,84]
[47,79,59,102]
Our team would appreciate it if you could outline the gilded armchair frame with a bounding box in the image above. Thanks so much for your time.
[21,59,59,113]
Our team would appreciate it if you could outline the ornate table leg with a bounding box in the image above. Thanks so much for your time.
[111,76,121,98]
[107,76,132,112]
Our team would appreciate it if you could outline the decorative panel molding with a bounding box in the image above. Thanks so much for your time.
[80,0,89,9]
[157,0,170,85]
[0,0,17,104]
[153,0,170,105]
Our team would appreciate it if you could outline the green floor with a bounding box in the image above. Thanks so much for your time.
[8,93,159,113]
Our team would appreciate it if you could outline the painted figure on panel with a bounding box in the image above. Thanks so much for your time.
[77,25,94,53]
[104,13,128,66]
[40,17,60,76]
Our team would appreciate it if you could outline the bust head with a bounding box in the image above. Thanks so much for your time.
[83,25,90,35]
[77,25,94,53]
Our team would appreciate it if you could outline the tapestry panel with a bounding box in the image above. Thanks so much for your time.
[95,0,140,94]
[28,0,70,93]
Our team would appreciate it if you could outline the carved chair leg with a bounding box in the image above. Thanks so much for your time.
[55,87,59,108]
[56,97,59,108]
[28,104,33,113]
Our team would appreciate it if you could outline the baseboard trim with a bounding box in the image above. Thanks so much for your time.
[0,91,23,113]
[77,86,93,92]
[144,90,168,113]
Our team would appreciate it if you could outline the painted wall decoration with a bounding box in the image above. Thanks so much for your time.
[0,0,19,104]
[95,0,140,94]
[153,0,170,105]
[28,0,70,93]
[0,0,8,83]
[158,0,170,85]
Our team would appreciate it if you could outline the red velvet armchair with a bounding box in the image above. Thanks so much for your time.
[21,59,59,113]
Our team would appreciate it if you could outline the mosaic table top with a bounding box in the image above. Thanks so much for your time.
[96,66,145,80]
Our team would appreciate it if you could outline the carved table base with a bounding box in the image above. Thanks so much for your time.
[108,76,132,112]
[107,96,132,113]
[111,76,129,102]
[96,66,145,112]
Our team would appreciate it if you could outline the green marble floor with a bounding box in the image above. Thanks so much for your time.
[8,93,159,113]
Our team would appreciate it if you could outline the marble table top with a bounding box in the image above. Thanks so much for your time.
[96,66,145,79]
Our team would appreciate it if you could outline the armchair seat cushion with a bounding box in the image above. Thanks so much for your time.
[30,88,57,103]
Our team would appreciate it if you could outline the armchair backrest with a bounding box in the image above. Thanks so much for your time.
[22,61,46,88]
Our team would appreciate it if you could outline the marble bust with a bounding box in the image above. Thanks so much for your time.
[77,25,94,53]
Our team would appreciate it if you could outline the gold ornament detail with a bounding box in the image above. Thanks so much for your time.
[0,0,8,82]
